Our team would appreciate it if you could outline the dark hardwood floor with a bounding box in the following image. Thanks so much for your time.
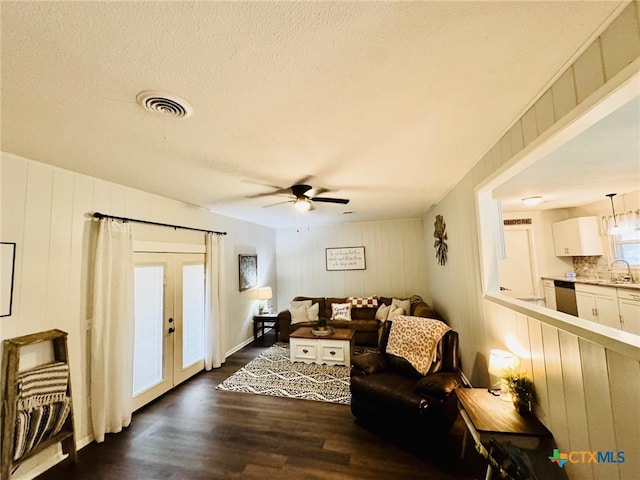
[36,334,488,480]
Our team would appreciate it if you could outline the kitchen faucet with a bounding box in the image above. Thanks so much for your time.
[610,259,633,283]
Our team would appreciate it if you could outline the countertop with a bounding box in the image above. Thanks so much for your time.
[542,276,640,291]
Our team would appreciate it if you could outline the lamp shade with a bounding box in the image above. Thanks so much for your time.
[488,349,517,377]
[257,287,273,301]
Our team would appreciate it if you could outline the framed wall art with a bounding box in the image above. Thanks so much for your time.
[1,242,16,317]
[325,246,366,271]
[238,254,258,291]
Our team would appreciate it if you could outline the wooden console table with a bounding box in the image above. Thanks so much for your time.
[456,387,564,480]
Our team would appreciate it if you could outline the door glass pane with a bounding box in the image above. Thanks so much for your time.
[133,265,164,395]
[182,264,205,367]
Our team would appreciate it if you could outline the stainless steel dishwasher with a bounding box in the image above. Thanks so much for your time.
[554,280,578,316]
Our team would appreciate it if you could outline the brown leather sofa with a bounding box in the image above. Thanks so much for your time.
[350,320,462,438]
[277,295,441,346]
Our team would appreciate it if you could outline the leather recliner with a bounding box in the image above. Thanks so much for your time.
[350,320,462,439]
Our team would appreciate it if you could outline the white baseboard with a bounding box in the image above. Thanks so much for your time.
[76,433,94,450]
[13,452,67,480]
[14,434,94,480]
[225,335,255,357]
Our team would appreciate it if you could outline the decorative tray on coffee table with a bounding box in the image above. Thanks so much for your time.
[311,327,334,337]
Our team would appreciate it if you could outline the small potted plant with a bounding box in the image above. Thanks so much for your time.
[312,317,332,336]
[503,368,538,415]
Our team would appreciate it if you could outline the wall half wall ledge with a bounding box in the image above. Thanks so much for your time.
[486,293,640,361]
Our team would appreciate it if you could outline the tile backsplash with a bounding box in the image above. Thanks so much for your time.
[573,255,638,282]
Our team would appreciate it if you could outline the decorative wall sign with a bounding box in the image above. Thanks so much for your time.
[433,215,448,266]
[504,218,532,225]
[1,242,16,317]
[239,254,257,291]
[326,247,366,271]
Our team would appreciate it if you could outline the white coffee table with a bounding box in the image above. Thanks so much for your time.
[289,327,356,367]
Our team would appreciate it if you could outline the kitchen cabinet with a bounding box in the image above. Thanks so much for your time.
[552,217,603,257]
[617,289,640,335]
[542,279,556,310]
[575,284,620,329]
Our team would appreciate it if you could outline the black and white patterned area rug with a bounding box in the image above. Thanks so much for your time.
[216,343,374,405]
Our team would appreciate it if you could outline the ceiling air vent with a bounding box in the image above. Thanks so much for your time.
[136,91,193,119]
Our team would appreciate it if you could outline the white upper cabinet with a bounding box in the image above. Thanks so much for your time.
[552,216,604,257]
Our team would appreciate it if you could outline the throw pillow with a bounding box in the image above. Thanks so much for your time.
[331,303,352,321]
[289,300,316,324]
[375,303,391,321]
[348,296,379,308]
[289,304,310,324]
[290,299,312,310]
[306,302,319,322]
[392,298,411,315]
[387,305,404,320]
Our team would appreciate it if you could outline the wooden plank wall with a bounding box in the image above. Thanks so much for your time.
[424,5,640,479]
[275,218,429,308]
[484,301,640,480]
[0,153,277,477]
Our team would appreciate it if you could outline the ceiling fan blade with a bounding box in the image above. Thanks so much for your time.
[308,187,331,197]
[246,189,291,199]
[292,175,315,186]
[311,197,350,204]
[262,200,294,208]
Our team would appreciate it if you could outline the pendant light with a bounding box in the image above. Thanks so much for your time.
[606,193,623,236]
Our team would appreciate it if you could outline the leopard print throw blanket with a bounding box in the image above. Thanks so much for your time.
[386,315,451,375]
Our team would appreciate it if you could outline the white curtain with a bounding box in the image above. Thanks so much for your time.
[601,210,640,235]
[91,219,135,443]
[204,232,226,370]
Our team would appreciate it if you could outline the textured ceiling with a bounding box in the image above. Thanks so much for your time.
[1,1,627,227]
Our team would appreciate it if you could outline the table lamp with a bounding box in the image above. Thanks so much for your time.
[488,349,518,400]
[257,287,272,314]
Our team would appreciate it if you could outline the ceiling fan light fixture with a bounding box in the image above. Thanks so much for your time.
[522,196,543,206]
[294,198,311,212]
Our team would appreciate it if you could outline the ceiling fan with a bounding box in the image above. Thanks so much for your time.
[259,183,350,212]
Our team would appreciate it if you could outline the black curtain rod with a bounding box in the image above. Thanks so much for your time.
[92,212,227,236]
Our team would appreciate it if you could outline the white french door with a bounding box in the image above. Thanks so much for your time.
[132,253,205,410]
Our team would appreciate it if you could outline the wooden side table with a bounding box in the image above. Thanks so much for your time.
[456,387,556,480]
[253,313,278,342]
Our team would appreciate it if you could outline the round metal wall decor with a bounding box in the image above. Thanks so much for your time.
[434,215,448,266]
